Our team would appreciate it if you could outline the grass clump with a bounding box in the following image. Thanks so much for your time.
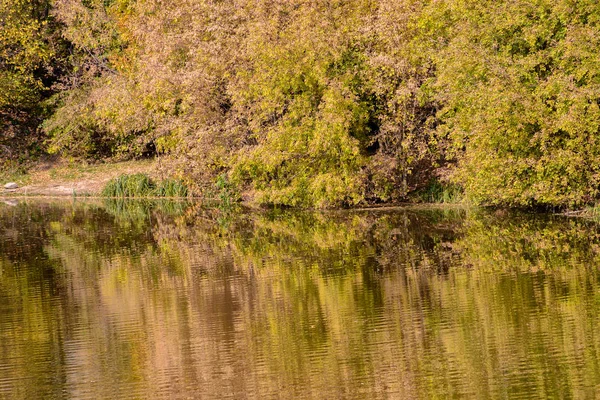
[102,174,155,197]
[156,178,188,197]
[102,174,189,198]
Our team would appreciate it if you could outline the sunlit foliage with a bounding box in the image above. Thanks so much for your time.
[0,0,56,163]
[3,0,600,207]
[42,0,443,206]
[434,0,600,207]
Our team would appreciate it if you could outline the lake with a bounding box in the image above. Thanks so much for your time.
[0,200,599,399]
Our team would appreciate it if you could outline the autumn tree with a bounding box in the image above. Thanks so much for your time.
[0,0,55,163]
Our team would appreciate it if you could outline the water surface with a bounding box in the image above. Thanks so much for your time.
[0,200,599,399]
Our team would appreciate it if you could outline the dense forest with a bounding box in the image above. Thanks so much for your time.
[2,0,600,208]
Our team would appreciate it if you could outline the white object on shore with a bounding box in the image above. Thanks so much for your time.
[3,182,18,190]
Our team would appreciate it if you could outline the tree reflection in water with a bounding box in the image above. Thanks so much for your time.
[0,200,599,399]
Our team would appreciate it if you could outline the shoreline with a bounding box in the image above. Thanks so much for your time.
[0,159,593,216]
[0,190,466,211]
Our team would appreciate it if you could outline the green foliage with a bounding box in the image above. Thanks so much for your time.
[229,3,373,207]
[102,174,155,197]
[0,159,29,184]
[0,0,52,109]
[102,174,190,198]
[431,0,600,208]
[0,0,58,162]
[42,0,155,160]
[155,179,188,198]
[43,80,155,159]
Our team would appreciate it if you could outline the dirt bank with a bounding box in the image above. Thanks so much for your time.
[1,159,158,197]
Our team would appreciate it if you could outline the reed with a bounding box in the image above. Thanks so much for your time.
[102,174,189,198]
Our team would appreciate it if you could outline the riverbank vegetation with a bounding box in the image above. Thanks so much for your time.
[2,0,600,208]
[102,174,188,198]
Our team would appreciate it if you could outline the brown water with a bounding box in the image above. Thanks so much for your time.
[0,200,600,399]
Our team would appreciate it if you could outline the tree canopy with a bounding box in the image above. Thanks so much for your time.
[3,0,600,208]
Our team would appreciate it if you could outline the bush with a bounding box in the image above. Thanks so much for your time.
[432,0,600,208]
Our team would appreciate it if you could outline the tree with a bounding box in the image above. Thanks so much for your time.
[0,0,53,161]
